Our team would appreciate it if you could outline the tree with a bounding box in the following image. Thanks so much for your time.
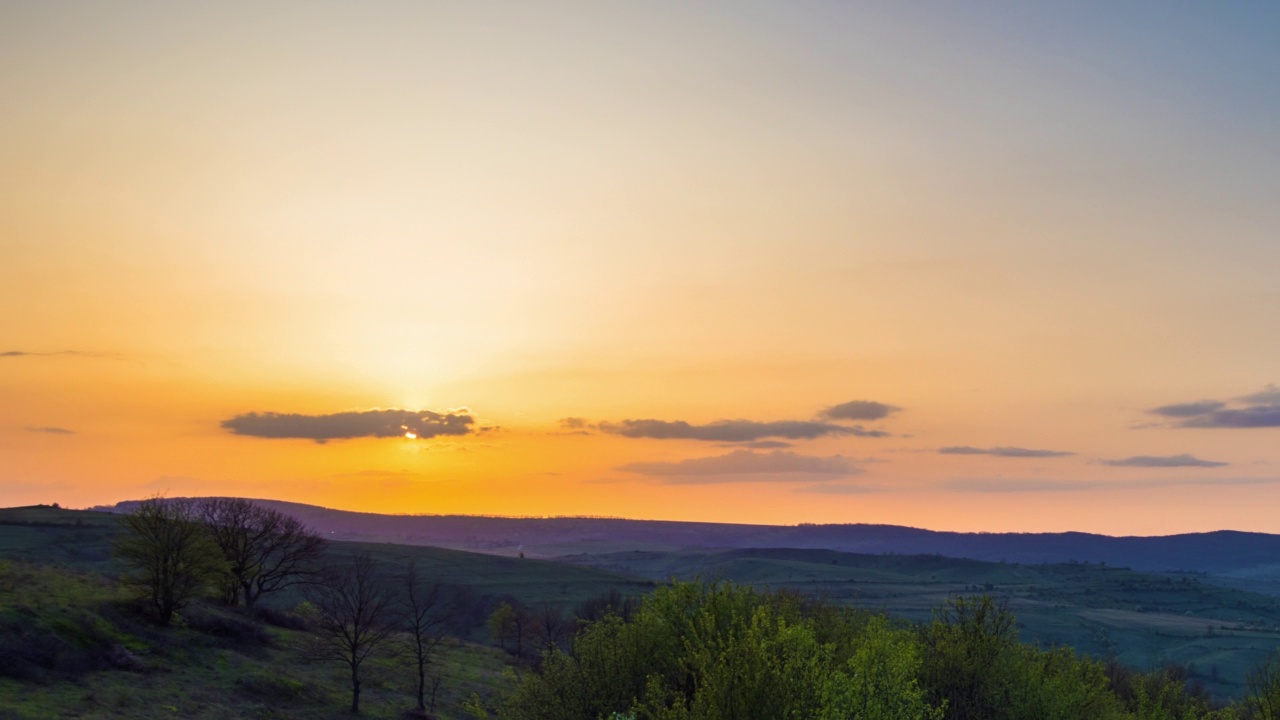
[304,552,399,714]
[489,600,532,656]
[401,560,452,715]
[115,496,225,625]
[1244,650,1280,720]
[198,497,323,608]
[918,595,1124,720]
[533,604,570,654]
[502,581,943,720]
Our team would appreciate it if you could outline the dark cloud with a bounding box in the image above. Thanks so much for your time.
[819,400,900,422]
[1239,386,1280,405]
[938,446,1073,458]
[1102,454,1228,468]
[600,418,884,442]
[738,440,794,449]
[221,409,474,443]
[26,426,75,435]
[1182,405,1280,429]
[617,450,858,483]
[1149,401,1226,418]
[1148,387,1280,428]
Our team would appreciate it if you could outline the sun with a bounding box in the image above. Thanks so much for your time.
[404,431,417,439]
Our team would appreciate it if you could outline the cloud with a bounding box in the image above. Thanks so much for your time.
[943,478,1092,493]
[819,400,900,422]
[938,446,1073,458]
[221,409,474,443]
[797,482,888,494]
[737,440,794,449]
[617,450,859,483]
[1182,406,1280,429]
[944,475,1276,493]
[1102,454,1228,468]
[1,350,116,359]
[26,426,75,435]
[1148,387,1280,428]
[600,418,884,442]
[1239,386,1280,405]
[1149,401,1226,418]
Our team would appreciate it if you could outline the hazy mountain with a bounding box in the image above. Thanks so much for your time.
[98,498,1280,582]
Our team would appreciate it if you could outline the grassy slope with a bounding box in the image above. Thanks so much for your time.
[0,505,653,611]
[0,558,518,719]
[0,506,651,719]
[558,546,1280,697]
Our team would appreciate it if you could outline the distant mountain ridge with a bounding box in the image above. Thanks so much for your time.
[97,497,1280,579]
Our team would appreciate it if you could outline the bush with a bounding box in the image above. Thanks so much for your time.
[184,608,272,646]
[253,604,311,631]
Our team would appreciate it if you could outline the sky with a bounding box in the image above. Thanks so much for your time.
[3,2,1280,535]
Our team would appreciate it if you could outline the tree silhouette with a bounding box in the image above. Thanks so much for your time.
[198,497,323,608]
[115,496,225,625]
[304,551,398,714]
[401,560,452,714]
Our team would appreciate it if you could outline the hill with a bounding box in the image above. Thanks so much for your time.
[97,498,1280,588]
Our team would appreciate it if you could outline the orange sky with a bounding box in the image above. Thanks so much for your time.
[4,3,1280,535]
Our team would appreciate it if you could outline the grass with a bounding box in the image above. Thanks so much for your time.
[0,557,519,719]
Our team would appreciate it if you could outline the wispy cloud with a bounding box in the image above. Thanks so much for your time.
[1149,401,1227,418]
[1240,387,1280,405]
[617,450,859,483]
[600,418,885,442]
[1,350,116,359]
[25,426,75,435]
[221,409,474,443]
[1148,386,1280,428]
[818,400,900,422]
[797,482,887,495]
[938,446,1073,458]
[1102,454,1228,468]
[944,475,1276,493]
[943,478,1091,493]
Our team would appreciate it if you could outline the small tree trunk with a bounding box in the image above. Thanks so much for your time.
[417,662,426,711]
[351,667,361,714]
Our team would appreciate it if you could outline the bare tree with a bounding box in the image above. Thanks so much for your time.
[115,496,225,625]
[533,604,570,653]
[401,560,452,715]
[304,551,399,714]
[198,497,323,608]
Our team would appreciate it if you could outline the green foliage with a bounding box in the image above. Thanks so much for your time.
[502,582,942,720]
[115,497,227,625]
[824,616,942,720]
[1107,662,1217,720]
[919,595,1125,720]
[1242,649,1280,719]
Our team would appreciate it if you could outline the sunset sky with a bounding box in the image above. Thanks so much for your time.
[4,2,1280,535]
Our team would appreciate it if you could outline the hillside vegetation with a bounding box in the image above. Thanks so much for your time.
[8,503,1280,719]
